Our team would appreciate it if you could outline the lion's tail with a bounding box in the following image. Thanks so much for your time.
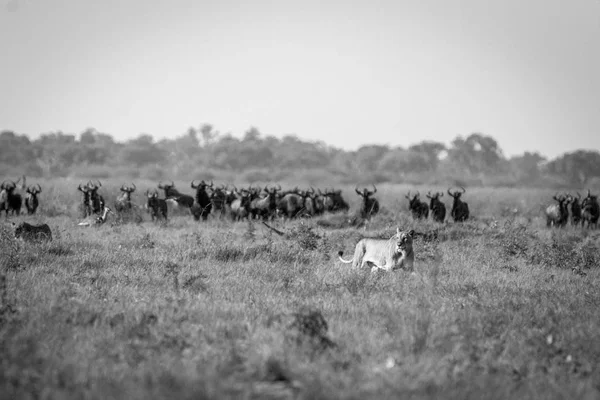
[338,251,353,264]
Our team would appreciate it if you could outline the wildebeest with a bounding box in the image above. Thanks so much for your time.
[448,187,470,222]
[24,184,42,215]
[190,180,213,221]
[323,188,349,213]
[581,190,599,229]
[426,191,446,223]
[251,185,280,220]
[146,189,168,222]
[566,192,582,227]
[545,192,570,228]
[87,180,105,214]
[210,184,230,218]
[277,189,304,219]
[296,187,316,217]
[115,183,136,212]
[355,184,380,218]
[230,188,252,221]
[78,183,92,217]
[405,190,428,220]
[1,179,22,216]
[158,180,195,209]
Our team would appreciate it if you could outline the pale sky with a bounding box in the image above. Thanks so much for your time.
[1,0,599,158]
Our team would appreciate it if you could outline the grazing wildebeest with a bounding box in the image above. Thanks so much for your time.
[323,188,349,213]
[251,185,280,220]
[545,193,570,228]
[355,184,380,219]
[24,184,42,215]
[230,188,252,221]
[78,183,92,217]
[146,189,168,222]
[1,179,22,217]
[115,183,136,212]
[87,180,105,214]
[190,180,213,221]
[158,180,195,209]
[566,192,582,227]
[581,190,599,229]
[448,187,470,222]
[426,191,446,223]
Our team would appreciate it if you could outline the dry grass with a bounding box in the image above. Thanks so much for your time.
[1,181,599,399]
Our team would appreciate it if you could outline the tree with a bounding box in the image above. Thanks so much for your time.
[408,141,447,171]
[543,150,600,186]
[448,133,504,174]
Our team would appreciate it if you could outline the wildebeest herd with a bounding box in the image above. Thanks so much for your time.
[545,191,599,229]
[2,177,600,234]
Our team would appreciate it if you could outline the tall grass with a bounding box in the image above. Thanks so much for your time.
[0,181,599,399]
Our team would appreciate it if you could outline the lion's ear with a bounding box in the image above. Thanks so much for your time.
[408,229,415,237]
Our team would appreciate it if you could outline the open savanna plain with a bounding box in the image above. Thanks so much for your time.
[1,179,600,399]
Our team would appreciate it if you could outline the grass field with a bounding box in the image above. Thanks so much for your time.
[1,179,600,399]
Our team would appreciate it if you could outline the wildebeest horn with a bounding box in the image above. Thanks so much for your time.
[78,183,87,192]
[276,184,282,191]
[426,191,432,199]
[191,180,198,188]
[97,180,102,188]
[577,191,581,200]
[130,183,136,191]
[355,186,362,196]
[120,184,127,191]
[405,191,411,199]
[158,181,164,189]
[371,184,377,194]
[447,188,455,197]
[459,186,466,193]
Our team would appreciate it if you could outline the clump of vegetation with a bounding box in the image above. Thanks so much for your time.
[0,225,21,272]
[290,223,321,251]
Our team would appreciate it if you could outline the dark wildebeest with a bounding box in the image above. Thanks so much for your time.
[230,188,252,221]
[448,186,470,222]
[296,187,316,217]
[355,184,380,219]
[115,183,136,213]
[323,188,349,213]
[1,179,22,216]
[545,192,570,228]
[250,185,280,220]
[405,190,428,220]
[87,180,105,214]
[426,191,446,223]
[24,184,42,215]
[566,192,582,227]
[277,188,304,219]
[190,180,213,221]
[78,183,92,217]
[158,180,195,209]
[145,189,168,222]
[581,190,599,229]
[210,184,230,218]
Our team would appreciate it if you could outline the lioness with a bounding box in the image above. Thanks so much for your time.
[338,228,415,272]
[12,221,53,242]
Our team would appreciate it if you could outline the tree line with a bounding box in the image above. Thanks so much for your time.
[1,125,599,188]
